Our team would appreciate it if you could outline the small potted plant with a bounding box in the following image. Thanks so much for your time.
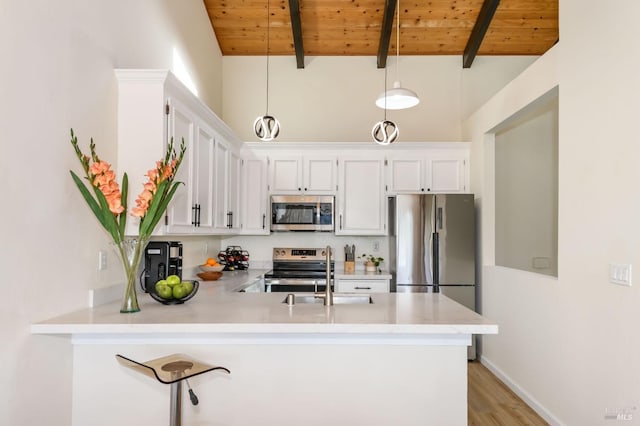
[359,254,384,273]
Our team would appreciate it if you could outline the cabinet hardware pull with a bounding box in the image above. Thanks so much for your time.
[197,204,201,227]
[192,204,197,226]
[298,187,301,191]
[262,214,266,229]
[340,214,343,230]
[355,286,371,290]
[227,211,233,228]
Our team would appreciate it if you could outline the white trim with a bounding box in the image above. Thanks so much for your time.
[480,355,565,426]
[71,332,472,346]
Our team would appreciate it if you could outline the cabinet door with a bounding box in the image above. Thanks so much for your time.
[228,150,242,231]
[165,97,197,233]
[387,158,424,193]
[336,158,386,235]
[304,157,335,193]
[213,139,230,231]
[427,158,466,193]
[192,122,216,232]
[241,157,269,235]
[269,156,302,193]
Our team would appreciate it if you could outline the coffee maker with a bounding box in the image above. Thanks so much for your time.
[143,241,183,292]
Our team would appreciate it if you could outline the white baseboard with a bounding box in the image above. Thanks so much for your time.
[479,355,565,426]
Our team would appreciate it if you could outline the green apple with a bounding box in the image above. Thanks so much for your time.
[156,283,173,300]
[155,279,168,289]
[172,283,188,299]
[166,275,181,286]
[182,280,194,294]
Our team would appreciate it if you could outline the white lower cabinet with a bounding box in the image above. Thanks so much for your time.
[335,279,390,293]
[336,157,386,235]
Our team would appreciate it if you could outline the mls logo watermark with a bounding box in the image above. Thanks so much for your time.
[605,406,637,421]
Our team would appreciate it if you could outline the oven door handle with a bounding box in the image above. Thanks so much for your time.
[264,278,325,286]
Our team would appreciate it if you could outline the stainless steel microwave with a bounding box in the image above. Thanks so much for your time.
[270,195,335,232]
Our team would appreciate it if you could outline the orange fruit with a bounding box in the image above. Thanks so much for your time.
[206,258,218,266]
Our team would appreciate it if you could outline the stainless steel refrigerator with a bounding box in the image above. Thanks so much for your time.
[389,194,477,359]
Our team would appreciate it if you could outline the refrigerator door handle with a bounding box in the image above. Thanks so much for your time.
[433,232,440,291]
[437,207,443,230]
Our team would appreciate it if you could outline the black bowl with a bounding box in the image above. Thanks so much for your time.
[148,280,199,305]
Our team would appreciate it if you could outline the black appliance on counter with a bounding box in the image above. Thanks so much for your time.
[263,247,334,292]
[143,241,183,292]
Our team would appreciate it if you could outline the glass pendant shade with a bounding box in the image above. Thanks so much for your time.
[375,81,420,110]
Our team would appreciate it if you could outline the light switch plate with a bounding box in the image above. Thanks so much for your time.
[609,263,632,286]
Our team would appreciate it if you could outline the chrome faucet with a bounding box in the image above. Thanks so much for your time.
[316,245,333,306]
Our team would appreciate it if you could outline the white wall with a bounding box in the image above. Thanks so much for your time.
[222,55,536,142]
[464,1,640,423]
[0,1,222,424]
[495,99,558,276]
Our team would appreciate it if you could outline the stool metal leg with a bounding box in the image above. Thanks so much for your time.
[169,380,183,426]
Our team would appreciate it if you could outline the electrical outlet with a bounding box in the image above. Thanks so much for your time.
[373,241,380,252]
[98,251,107,271]
[610,263,632,286]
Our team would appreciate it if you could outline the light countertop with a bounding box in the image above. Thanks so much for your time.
[31,269,497,341]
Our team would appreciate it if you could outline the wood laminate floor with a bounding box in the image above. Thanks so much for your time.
[468,361,548,426]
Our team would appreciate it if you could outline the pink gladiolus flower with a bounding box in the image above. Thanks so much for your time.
[88,160,124,216]
[131,206,146,217]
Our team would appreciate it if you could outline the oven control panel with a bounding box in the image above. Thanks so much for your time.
[273,247,330,261]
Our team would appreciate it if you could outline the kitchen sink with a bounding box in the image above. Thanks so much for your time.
[282,293,373,305]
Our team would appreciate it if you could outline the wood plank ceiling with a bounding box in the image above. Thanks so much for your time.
[203,0,558,68]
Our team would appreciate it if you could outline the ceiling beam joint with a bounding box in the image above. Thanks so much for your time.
[288,0,305,69]
[462,0,500,69]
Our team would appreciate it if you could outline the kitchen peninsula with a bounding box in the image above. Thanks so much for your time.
[31,271,497,426]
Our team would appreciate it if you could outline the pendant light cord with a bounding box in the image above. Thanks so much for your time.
[396,0,400,83]
[265,0,271,115]
[384,65,388,120]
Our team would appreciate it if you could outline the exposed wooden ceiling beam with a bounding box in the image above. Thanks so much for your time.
[462,0,500,68]
[288,0,304,69]
[376,0,396,69]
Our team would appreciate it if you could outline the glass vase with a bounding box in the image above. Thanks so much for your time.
[113,237,148,313]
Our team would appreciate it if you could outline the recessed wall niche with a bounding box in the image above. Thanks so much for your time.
[494,89,558,277]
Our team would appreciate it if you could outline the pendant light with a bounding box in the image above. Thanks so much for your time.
[372,65,399,145]
[254,0,280,141]
[375,0,419,110]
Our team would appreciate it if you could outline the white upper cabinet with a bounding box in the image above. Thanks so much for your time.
[240,156,269,235]
[165,99,217,234]
[212,138,243,233]
[269,155,336,194]
[336,157,386,235]
[386,150,468,194]
[115,69,243,236]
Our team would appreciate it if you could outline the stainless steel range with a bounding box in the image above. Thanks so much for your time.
[264,247,334,292]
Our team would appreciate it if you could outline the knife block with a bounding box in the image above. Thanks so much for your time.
[344,261,355,273]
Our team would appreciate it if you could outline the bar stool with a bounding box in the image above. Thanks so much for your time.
[116,353,230,426]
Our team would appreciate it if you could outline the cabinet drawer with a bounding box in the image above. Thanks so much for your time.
[336,279,389,293]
